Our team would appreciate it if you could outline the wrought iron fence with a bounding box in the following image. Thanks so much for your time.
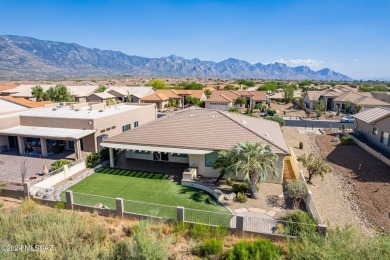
[72,192,116,209]
[123,199,177,220]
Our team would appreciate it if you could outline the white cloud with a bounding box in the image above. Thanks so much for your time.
[353,59,359,62]
[274,58,324,68]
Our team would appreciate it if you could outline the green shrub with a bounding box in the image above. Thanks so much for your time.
[237,192,248,203]
[99,147,118,161]
[264,116,285,126]
[192,237,223,257]
[287,226,390,260]
[86,153,100,168]
[227,238,282,260]
[342,135,354,145]
[225,178,234,186]
[50,159,71,171]
[188,224,228,240]
[265,108,277,116]
[283,211,318,236]
[54,201,65,210]
[232,182,259,195]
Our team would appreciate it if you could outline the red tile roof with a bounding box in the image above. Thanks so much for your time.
[0,96,53,108]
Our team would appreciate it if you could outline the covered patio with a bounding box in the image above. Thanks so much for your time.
[0,126,95,160]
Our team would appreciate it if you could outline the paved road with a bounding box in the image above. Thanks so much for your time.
[284,119,354,129]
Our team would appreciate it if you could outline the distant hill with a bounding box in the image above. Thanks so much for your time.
[0,35,353,81]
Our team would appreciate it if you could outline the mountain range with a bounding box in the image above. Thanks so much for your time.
[0,35,353,81]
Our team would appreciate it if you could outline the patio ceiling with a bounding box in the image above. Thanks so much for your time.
[100,142,213,155]
[0,126,95,140]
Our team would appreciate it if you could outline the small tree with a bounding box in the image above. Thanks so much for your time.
[265,108,277,116]
[314,100,326,116]
[298,153,332,184]
[344,101,352,112]
[286,180,308,209]
[256,103,268,112]
[235,97,247,106]
[229,106,240,113]
[95,85,106,93]
[148,79,168,89]
[32,85,44,101]
[204,89,212,96]
[213,150,236,184]
[355,104,363,113]
[282,86,295,103]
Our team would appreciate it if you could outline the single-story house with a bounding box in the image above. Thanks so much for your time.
[140,92,181,109]
[101,108,290,183]
[106,86,155,103]
[0,103,156,160]
[86,92,116,103]
[354,107,390,153]
[205,90,267,110]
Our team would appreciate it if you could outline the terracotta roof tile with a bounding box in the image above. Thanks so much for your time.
[0,96,53,108]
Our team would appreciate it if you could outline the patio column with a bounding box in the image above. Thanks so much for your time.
[40,138,48,157]
[74,139,82,160]
[109,148,114,167]
[17,136,24,155]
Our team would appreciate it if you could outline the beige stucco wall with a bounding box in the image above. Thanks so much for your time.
[81,134,96,153]
[356,118,390,153]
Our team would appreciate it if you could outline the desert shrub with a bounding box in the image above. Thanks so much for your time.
[287,226,390,260]
[54,201,65,210]
[283,211,318,236]
[86,153,100,168]
[225,178,234,186]
[342,135,354,145]
[99,147,118,161]
[286,180,308,209]
[50,159,71,171]
[229,106,240,113]
[232,182,259,195]
[192,237,223,257]
[265,108,277,116]
[172,220,191,235]
[188,224,228,240]
[237,192,248,203]
[227,238,282,260]
[264,116,285,126]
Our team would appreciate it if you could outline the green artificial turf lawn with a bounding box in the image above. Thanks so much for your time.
[61,168,231,221]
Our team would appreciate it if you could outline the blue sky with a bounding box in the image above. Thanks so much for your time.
[0,0,389,79]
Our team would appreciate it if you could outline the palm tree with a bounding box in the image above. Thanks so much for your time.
[228,142,278,199]
[213,150,236,184]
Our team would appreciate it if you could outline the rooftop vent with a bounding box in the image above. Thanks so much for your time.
[210,115,218,118]
[188,114,195,117]
[241,120,247,124]
[264,133,268,136]
[98,109,104,112]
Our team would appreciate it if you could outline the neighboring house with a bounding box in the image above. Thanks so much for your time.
[140,92,180,109]
[0,96,53,115]
[304,88,390,112]
[0,85,99,102]
[205,90,267,110]
[354,107,390,154]
[106,86,155,103]
[0,84,18,96]
[86,92,116,103]
[0,103,156,159]
[101,108,290,183]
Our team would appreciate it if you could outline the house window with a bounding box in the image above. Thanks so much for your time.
[205,151,219,167]
[172,153,188,158]
[134,121,139,128]
[380,131,389,146]
[122,124,131,132]
[372,127,378,135]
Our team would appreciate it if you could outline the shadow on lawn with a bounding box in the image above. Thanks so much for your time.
[179,187,220,206]
[97,168,167,180]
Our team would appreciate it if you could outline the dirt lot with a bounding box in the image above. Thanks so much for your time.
[316,133,390,232]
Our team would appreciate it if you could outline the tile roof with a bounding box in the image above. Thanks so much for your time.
[155,90,181,99]
[89,92,116,99]
[140,92,170,102]
[354,107,390,123]
[206,94,233,103]
[104,108,289,154]
[0,96,53,108]
[106,86,155,98]
[305,91,324,101]
[0,84,18,92]
[334,91,390,106]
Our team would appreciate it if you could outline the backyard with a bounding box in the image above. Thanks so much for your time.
[61,167,231,223]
